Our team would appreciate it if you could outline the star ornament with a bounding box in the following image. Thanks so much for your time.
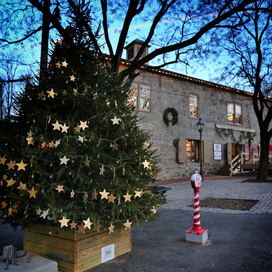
[52,120,62,131]
[56,61,62,68]
[36,207,42,215]
[142,159,150,169]
[26,137,34,145]
[70,221,77,229]
[134,190,143,198]
[61,123,69,133]
[99,165,105,176]
[123,192,132,202]
[111,116,120,125]
[62,60,68,67]
[17,182,27,191]
[83,218,93,230]
[17,160,27,171]
[99,189,109,200]
[92,190,98,200]
[77,223,87,234]
[124,219,132,230]
[6,178,16,187]
[108,193,117,203]
[108,223,115,235]
[143,141,150,150]
[56,185,64,193]
[60,156,70,165]
[59,216,70,228]
[94,222,101,232]
[1,201,8,209]
[70,75,76,81]
[7,160,16,170]
[74,124,81,133]
[0,156,7,165]
[40,209,49,219]
[111,141,119,151]
[28,187,37,198]
[70,190,75,198]
[79,121,89,131]
[47,88,56,98]
[78,136,85,143]
[37,91,45,100]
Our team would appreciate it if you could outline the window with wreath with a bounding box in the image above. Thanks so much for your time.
[130,83,151,112]
[189,94,198,118]
[227,103,242,125]
[186,139,200,162]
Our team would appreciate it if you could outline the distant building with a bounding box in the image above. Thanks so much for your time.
[121,40,267,180]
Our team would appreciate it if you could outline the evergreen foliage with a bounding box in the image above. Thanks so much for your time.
[0,18,164,232]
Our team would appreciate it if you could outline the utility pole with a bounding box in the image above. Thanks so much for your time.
[40,0,51,79]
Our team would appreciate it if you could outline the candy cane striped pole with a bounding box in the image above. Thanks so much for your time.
[193,188,202,231]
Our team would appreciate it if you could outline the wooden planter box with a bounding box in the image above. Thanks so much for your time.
[23,224,131,272]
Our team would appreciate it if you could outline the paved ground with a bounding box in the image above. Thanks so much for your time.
[1,175,272,272]
[160,177,272,214]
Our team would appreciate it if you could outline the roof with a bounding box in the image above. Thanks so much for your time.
[117,58,272,101]
[124,39,151,49]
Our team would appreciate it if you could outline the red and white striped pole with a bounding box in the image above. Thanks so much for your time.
[193,187,202,231]
[186,172,208,244]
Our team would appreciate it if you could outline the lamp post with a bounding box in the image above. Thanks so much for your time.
[196,117,205,180]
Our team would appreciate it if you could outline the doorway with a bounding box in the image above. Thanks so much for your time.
[231,143,243,160]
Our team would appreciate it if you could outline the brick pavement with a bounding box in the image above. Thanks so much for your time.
[160,177,272,214]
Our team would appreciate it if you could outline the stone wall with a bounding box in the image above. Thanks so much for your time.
[134,70,260,180]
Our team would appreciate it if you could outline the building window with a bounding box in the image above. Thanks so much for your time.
[227,103,242,125]
[130,83,151,112]
[189,94,198,118]
[186,139,200,162]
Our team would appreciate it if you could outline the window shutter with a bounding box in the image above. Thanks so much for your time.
[177,138,186,163]
[203,140,211,163]
[227,142,232,164]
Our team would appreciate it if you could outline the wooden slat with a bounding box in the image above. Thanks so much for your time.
[77,227,130,251]
[24,240,75,263]
[24,231,75,250]
[76,241,132,272]
[76,231,131,262]
[23,224,131,272]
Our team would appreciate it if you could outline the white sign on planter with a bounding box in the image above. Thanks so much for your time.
[101,244,115,263]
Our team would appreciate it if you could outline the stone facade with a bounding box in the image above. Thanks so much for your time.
[125,65,260,181]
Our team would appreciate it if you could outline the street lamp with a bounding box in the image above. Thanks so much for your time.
[196,117,205,180]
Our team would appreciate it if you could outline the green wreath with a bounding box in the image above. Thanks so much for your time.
[163,108,178,126]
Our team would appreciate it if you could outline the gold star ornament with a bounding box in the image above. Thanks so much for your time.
[59,216,70,228]
[17,160,27,171]
[79,121,89,131]
[123,219,132,230]
[47,88,56,98]
[28,187,37,198]
[56,185,64,193]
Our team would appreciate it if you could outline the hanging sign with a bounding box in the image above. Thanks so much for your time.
[214,144,222,160]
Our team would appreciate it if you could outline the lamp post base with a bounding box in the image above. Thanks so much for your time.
[185,228,208,245]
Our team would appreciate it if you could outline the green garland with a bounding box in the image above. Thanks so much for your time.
[215,127,256,144]
[163,108,178,126]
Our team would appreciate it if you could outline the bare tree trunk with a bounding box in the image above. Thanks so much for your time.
[40,0,50,78]
[257,131,269,182]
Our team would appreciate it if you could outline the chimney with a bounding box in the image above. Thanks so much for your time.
[124,39,150,64]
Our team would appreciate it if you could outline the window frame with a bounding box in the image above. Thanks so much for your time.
[189,94,198,118]
[131,82,152,112]
[186,139,200,163]
[227,103,242,125]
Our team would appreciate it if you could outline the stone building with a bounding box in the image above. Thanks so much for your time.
[121,40,261,180]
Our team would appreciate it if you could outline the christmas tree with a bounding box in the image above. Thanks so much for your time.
[0,13,164,234]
